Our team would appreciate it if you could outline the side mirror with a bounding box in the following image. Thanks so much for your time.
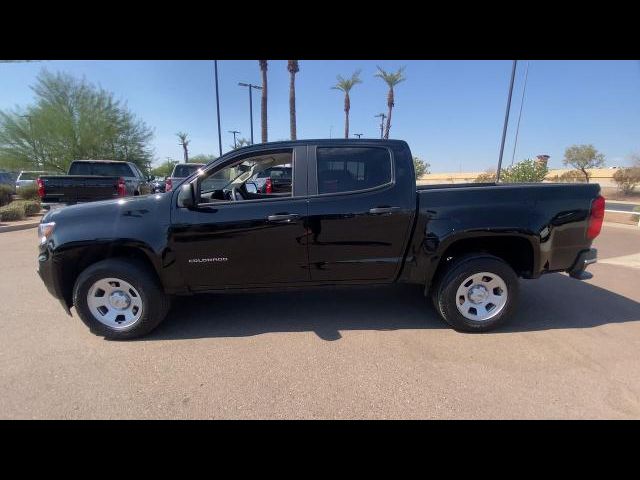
[245,182,258,194]
[178,182,196,208]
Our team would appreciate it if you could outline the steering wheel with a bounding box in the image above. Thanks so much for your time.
[231,186,244,201]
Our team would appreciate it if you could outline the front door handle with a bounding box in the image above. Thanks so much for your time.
[368,206,400,215]
[267,213,300,223]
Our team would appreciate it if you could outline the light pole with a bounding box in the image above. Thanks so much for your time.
[354,133,363,138]
[229,130,240,149]
[496,60,518,182]
[238,82,262,144]
[375,113,386,139]
[214,60,223,157]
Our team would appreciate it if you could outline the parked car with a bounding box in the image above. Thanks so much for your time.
[0,171,17,192]
[150,177,166,193]
[37,139,603,339]
[36,160,152,209]
[165,163,205,192]
[247,166,292,194]
[16,171,57,191]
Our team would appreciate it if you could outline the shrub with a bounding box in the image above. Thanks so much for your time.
[0,184,13,206]
[501,158,548,183]
[613,167,640,195]
[11,200,41,216]
[18,183,40,201]
[0,203,26,222]
[474,171,497,183]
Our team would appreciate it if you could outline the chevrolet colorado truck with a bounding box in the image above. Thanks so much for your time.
[37,139,603,339]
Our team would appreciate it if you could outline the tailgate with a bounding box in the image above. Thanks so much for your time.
[40,176,120,204]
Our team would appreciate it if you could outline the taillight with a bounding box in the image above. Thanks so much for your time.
[36,177,45,198]
[265,178,272,194]
[117,177,126,197]
[587,195,605,240]
[166,178,173,192]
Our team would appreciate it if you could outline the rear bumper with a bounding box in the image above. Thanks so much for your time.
[567,248,597,279]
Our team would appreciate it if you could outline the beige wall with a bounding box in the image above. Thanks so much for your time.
[418,168,620,187]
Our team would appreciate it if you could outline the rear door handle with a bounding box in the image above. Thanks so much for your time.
[368,206,400,215]
[267,213,300,223]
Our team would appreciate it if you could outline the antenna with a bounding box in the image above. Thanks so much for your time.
[510,61,530,166]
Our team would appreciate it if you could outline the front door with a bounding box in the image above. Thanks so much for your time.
[170,146,309,290]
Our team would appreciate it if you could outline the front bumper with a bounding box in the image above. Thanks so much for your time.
[568,248,597,279]
[37,247,72,315]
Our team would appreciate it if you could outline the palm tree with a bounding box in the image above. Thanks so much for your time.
[176,132,189,162]
[259,60,268,143]
[374,66,406,139]
[332,70,362,139]
[287,60,299,140]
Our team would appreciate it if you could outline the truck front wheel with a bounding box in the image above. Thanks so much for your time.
[72,258,170,340]
[432,254,519,332]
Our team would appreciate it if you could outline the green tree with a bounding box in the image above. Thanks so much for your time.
[500,158,549,183]
[563,144,605,183]
[287,60,299,140]
[374,66,406,139]
[0,70,153,173]
[332,70,362,139]
[413,156,430,178]
[150,158,178,178]
[189,154,217,164]
[259,60,268,143]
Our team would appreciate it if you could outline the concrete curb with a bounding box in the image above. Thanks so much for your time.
[0,221,40,233]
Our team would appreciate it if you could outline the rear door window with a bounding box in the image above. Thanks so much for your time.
[316,147,392,194]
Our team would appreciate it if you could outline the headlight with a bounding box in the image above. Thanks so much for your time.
[38,222,55,245]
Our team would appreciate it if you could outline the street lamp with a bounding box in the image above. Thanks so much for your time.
[228,130,240,149]
[354,133,363,139]
[238,82,262,144]
[375,113,386,139]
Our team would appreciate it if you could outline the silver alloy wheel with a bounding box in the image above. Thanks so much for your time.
[87,277,143,329]
[455,271,508,321]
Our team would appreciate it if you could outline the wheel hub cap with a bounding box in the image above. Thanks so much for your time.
[455,271,508,322]
[467,285,489,304]
[87,278,143,330]
[109,290,131,310]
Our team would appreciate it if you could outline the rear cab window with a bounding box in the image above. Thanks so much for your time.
[69,162,135,177]
[316,147,392,194]
[173,164,204,178]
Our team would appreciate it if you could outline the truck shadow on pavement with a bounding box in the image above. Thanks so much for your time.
[147,273,640,341]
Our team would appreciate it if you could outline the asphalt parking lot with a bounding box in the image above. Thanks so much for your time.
[1,224,639,419]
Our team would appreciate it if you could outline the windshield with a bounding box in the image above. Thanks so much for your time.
[173,164,204,178]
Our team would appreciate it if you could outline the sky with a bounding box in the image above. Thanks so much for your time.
[1,60,639,172]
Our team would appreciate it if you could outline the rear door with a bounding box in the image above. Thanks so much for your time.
[306,144,415,282]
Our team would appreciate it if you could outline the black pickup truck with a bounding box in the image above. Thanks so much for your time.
[37,139,603,339]
[37,160,151,208]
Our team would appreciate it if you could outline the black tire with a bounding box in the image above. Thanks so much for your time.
[431,254,518,332]
[73,258,170,340]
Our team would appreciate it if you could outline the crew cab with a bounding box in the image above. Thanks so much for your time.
[37,160,151,209]
[37,140,603,339]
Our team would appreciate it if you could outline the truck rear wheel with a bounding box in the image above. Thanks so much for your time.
[73,258,170,340]
[432,254,518,332]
